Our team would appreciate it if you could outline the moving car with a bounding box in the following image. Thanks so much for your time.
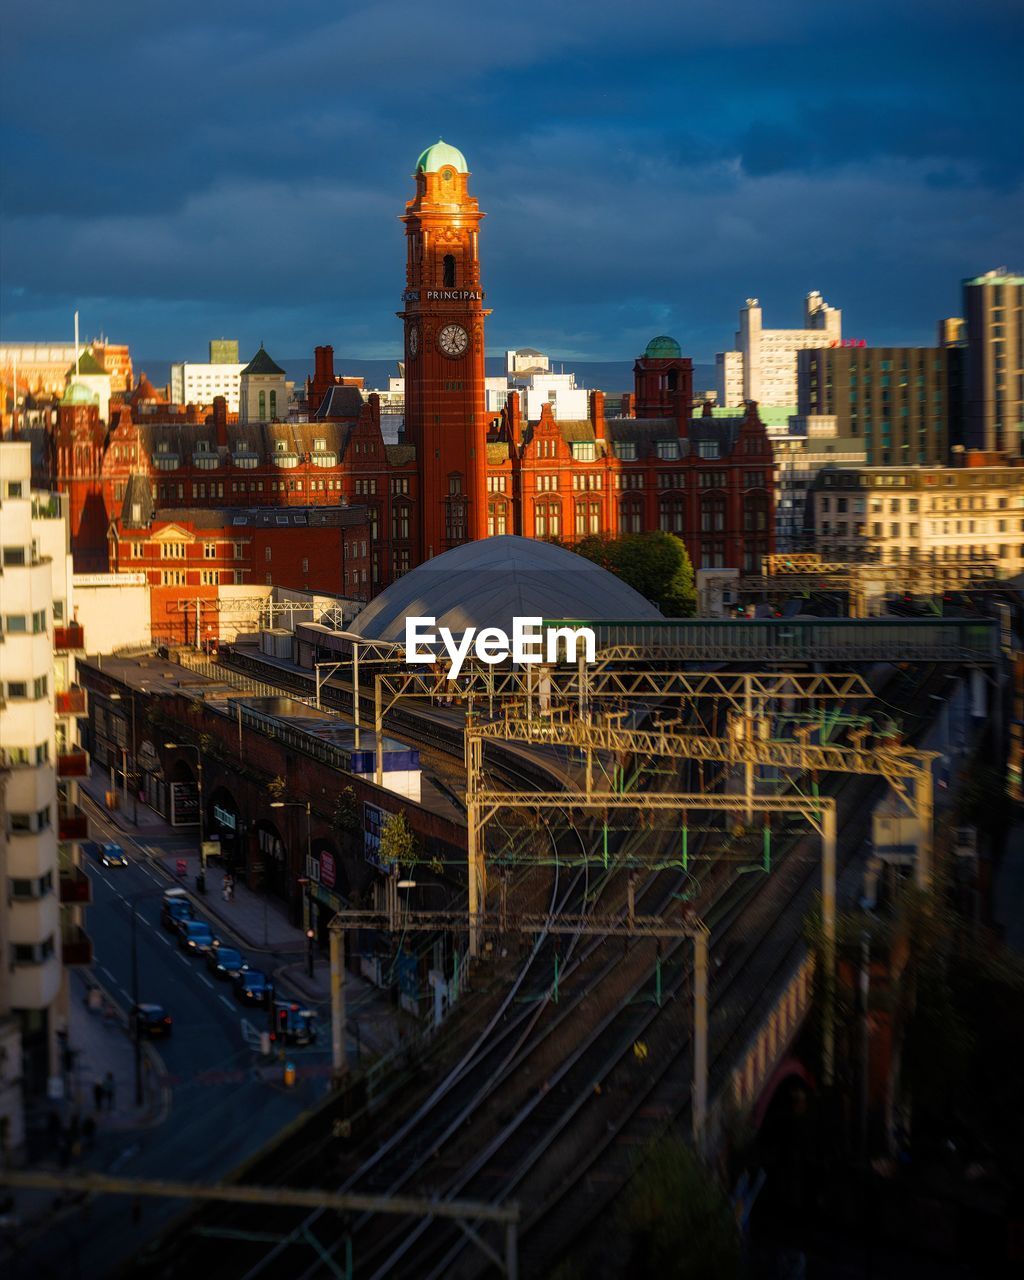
[161,897,195,932]
[206,944,248,979]
[178,919,215,955]
[234,970,273,1007]
[84,840,129,867]
[131,1003,172,1038]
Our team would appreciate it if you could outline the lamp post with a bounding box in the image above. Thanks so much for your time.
[164,741,204,859]
[126,887,167,1105]
[271,800,314,969]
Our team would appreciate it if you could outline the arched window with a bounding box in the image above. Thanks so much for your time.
[443,254,456,288]
[258,390,266,419]
[701,494,725,533]
[619,497,643,534]
[659,495,685,534]
[535,500,561,539]
[487,501,508,537]
[392,501,410,541]
[743,493,769,533]
[269,389,277,419]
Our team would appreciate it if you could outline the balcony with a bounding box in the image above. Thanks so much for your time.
[60,865,93,905]
[58,802,89,841]
[54,623,85,651]
[61,925,93,967]
[56,747,90,779]
[55,687,88,717]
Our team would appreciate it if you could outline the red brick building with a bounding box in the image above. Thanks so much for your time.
[42,139,774,619]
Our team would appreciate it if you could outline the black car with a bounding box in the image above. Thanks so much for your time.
[206,944,248,980]
[131,1003,172,1037]
[234,970,273,1007]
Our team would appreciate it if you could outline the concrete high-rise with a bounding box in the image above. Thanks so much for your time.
[0,442,91,1159]
[963,269,1024,454]
[716,291,842,409]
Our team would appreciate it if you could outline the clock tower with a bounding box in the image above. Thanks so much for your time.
[400,140,490,558]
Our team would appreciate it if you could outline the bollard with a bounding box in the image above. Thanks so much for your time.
[283,1061,296,1088]
[260,1031,271,1057]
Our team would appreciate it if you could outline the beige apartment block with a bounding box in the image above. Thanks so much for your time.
[810,462,1024,578]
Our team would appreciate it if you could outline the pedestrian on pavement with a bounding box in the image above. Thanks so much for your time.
[93,1079,104,1112]
[104,1071,116,1111]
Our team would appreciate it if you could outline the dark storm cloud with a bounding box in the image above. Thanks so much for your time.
[1,0,1021,360]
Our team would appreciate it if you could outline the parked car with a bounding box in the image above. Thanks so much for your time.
[161,897,195,932]
[234,970,273,1007]
[178,920,215,955]
[131,1003,172,1038]
[206,944,247,980]
[271,1002,318,1046]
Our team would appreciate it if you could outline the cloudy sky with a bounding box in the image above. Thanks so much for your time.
[2,0,1021,363]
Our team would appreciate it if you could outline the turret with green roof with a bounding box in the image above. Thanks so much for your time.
[416,139,468,174]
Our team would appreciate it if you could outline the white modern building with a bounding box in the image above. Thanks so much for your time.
[716,291,842,409]
[506,348,550,375]
[0,442,91,1158]
[169,361,246,411]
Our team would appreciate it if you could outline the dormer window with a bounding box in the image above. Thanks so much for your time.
[195,440,209,453]
[314,437,327,452]
[656,440,679,460]
[572,442,596,462]
[275,440,287,453]
[157,441,169,453]
[615,442,637,461]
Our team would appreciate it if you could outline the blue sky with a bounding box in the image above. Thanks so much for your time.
[1,0,1021,363]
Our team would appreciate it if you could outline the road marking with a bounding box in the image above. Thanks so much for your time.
[117,986,131,1001]
[219,995,235,1010]
[157,933,173,948]
[100,966,117,983]
[175,952,190,964]
[197,973,214,989]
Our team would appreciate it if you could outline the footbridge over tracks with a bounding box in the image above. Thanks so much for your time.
[543,616,999,665]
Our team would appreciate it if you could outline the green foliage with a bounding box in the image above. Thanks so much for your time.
[332,786,359,835]
[574,531,696,616]
[267,775,287,802]
[619,1137,739,1280]
[379,810,418,872]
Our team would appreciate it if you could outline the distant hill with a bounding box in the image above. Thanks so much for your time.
[136,357,717,397]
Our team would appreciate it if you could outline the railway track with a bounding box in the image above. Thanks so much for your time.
[139,651,951,1279]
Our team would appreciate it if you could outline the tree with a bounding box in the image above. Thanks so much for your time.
[574,531,696,616]
[619,1137,739,1279]
[379,810,417,873]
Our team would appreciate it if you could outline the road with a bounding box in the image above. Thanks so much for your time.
[8,798,331,1280]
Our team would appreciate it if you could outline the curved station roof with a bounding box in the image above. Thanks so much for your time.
[349,535,662,641]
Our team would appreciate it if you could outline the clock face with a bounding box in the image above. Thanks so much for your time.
[408,326,419,358]
[438,324,469,358]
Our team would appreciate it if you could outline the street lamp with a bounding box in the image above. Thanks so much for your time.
[164,741,204,860]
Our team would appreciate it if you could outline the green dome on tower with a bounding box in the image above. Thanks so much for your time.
[416,139,468,174]
[644,335,682,359]
[61,382,100,406]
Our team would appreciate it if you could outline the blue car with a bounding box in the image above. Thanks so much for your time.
[84,840,129,867]
[234,970,273,1007]
[206,945,248,979]
[161,897,195,932]
[178,920,215,955]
